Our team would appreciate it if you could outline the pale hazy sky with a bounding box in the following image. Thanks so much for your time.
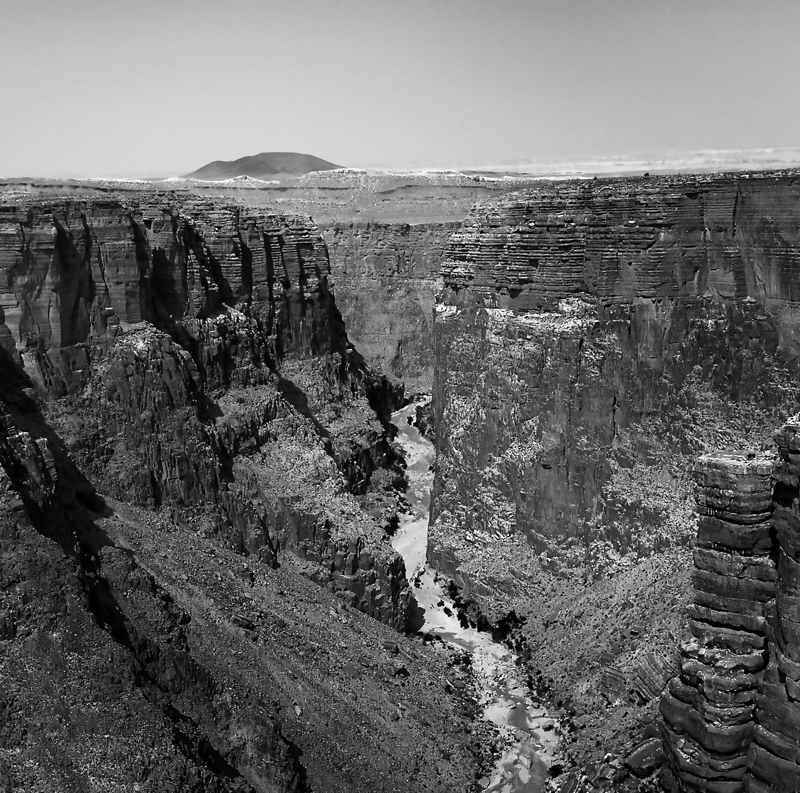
[3,0,800,177]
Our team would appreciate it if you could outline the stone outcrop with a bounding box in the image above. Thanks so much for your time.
[430,171,800,577]
[322,221,455,393]
[0,341,482,792]
[0,194,411,629]
[748,422,800,793]
[661,433,800,793]
[660,452,775,792]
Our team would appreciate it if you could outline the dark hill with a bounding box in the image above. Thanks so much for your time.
[182,151,343,181]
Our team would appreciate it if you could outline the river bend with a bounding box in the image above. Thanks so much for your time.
[391,401,557,793]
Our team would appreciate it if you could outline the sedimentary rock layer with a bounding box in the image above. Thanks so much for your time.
[322,221,455,392]
[431,171,800,574]
[662,427,800,793]
[746,422,800,793]
[0,193,410,629]
[660,452,775,793]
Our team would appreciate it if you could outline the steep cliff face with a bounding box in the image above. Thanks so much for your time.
[322,221,455,393]
[750,423,800,792]
[660,452,776,792]
[431,172,800,578]
[0,194,409,629]
[0,192,491,792]
[661,434,800,793]
[424,171,800,789]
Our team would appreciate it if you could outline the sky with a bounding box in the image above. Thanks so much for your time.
[2,0,800,177]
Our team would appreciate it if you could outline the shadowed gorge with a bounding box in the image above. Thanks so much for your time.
[0,195,411,630]
[0,191,487,792]
[1,167,800,792]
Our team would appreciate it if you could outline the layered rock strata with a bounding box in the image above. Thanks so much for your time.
[322,221,455,392]
[431,171,800,577]
[662,429,800,793]
[0,194,411,629]
[749,422,800,793]
[427,172,800,789]
[660,452,776,792]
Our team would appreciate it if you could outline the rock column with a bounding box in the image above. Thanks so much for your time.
[661,452,776,793]
[744,422,800,792]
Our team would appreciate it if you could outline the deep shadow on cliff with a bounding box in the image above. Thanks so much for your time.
[0,193,485,792]
[1,193,411,628]
[0,345,307,791]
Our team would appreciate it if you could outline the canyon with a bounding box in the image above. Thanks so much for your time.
[1,168,799,793]
[0,189,480,792]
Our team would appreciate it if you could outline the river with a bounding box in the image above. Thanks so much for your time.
[390,401,557,793]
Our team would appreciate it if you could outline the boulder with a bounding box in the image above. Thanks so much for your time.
[624,737,664,778]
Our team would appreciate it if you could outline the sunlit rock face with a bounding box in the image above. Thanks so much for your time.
[429,172,800,579]
[0,194,411,629]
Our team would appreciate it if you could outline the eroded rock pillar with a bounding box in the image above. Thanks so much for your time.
[661,452,775,793]
[743,422,800,792]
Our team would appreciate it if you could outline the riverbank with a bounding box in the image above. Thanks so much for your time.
[390,401,560,793]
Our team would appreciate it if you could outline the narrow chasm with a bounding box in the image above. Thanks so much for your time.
[390,399,561,793]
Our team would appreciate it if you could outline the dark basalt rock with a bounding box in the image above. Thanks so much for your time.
[625,737,664,778]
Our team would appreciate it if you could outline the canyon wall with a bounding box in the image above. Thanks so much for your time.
[660,452,775,791]
[0,194,411,629]
[0,189,488,792]
[321,221,455,393]
[0,342,481,793]
[430,171,800,582]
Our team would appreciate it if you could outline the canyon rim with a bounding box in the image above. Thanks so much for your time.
[3,2,800,792]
